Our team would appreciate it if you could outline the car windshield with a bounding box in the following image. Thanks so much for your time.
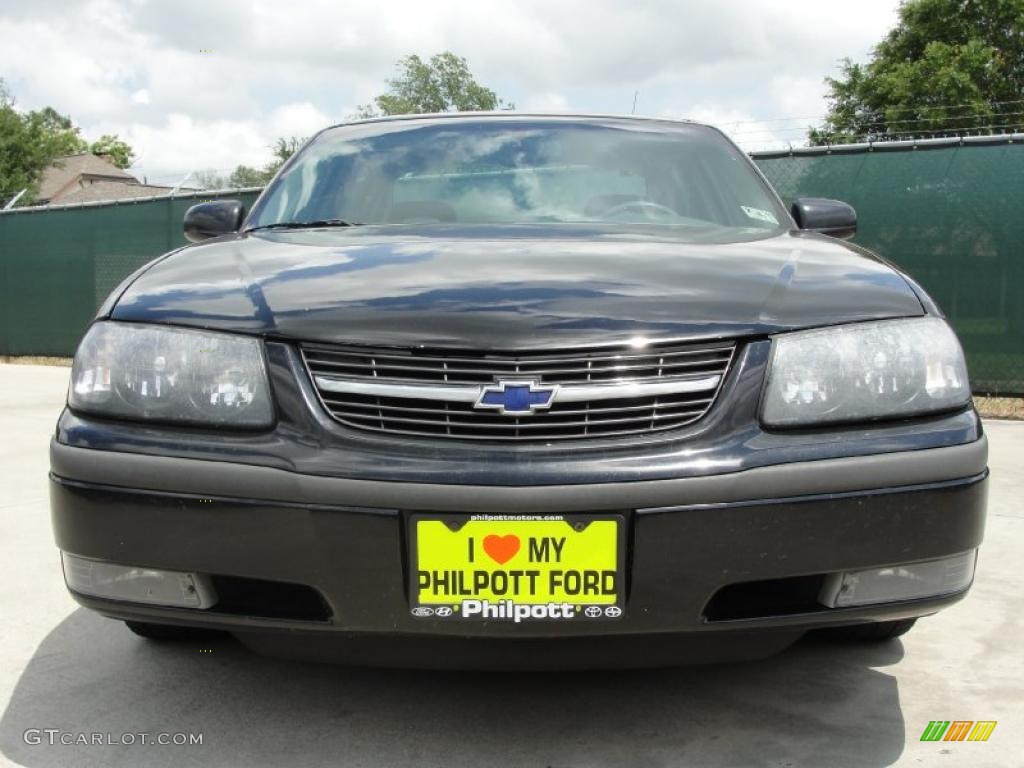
[246,118,789,242]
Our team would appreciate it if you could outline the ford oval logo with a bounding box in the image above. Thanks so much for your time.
[475,380,558,415]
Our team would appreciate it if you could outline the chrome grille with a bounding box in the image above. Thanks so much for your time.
[302,341,735,441]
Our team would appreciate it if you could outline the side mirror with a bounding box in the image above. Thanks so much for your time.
[791,198,857,240]
[183,200,245,243]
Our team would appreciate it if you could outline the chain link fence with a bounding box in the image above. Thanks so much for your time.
[753,136,1024,396]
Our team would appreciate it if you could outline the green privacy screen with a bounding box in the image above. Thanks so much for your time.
[755,138,1023,395]
[0,190,261,357]
[1,140,1022,394]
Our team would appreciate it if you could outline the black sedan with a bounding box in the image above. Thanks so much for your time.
[51,114,987,667]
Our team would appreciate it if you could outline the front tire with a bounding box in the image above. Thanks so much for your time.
[817,618,917,642]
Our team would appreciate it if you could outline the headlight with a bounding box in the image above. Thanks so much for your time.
[69,322,273,427]
[762,317,969,427]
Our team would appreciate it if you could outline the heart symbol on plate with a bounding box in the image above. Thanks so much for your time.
[482,534,520,565]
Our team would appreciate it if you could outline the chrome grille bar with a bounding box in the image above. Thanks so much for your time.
[306,357,727,377]
[314,375,721,403]
[319,396,715,418]
[304,344,733,366]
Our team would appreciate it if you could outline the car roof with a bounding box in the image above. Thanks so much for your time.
[324,112,705,131]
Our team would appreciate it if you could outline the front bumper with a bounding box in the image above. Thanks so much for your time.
[50,436,988,662]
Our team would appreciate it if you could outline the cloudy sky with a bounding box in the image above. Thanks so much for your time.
[0,0,900,184]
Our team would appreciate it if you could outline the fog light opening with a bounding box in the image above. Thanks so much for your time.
[819,550,977,608]
[61,552,218,609]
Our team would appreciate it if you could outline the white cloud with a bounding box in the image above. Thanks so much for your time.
[520,92,571,113]
[114,114,271,181]
[668,72,835,151]
[0,0,902,174]
[99,102,333,183]
[669,104,783,151]
[266,102,334,140]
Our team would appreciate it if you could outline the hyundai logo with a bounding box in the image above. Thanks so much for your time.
[475,380,557,415]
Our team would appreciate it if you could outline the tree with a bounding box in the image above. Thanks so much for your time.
[201,136,307,189]
[228,136,305,187]
[355,52,512,118]
[269,136,304,168]
[88,134,134,169]
[227,165,273,187]
[810,0,1024,144]
[23,106,87,158]
[1,82,39,205]
[1,88,82,205]
[0,79,137,205]
[192,169,229,190]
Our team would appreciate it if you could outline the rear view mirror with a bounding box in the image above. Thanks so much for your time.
[183,200,245,242]
[791,198,857,240]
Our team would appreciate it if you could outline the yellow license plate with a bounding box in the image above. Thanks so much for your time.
[410,514,625,622]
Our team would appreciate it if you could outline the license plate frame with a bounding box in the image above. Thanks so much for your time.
[407,513,627,622]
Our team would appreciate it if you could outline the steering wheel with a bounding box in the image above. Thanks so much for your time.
[600,199,679,220]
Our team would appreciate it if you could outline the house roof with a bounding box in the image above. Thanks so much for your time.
[53,180,177,205]
[36,153,137,203]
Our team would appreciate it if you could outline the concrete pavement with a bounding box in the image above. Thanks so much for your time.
[0,362,1020,767]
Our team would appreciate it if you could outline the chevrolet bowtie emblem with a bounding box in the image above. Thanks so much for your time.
[475,380,558,415]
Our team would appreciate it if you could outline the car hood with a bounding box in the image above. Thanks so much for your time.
[111,224,923,349]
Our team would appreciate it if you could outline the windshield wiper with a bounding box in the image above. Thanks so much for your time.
[246,219,362,232]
